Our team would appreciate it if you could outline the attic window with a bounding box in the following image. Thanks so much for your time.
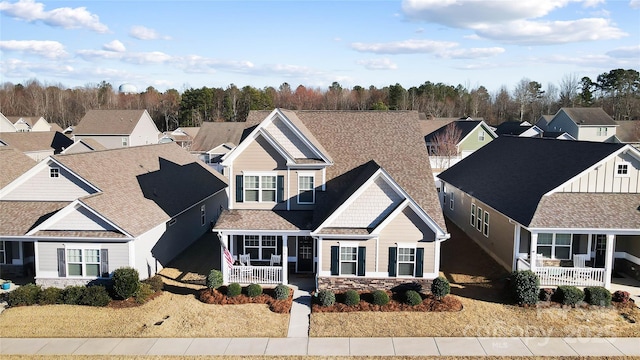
[478,130,485,141]
[616,162,630,177]
[50,167,60,178]
[597,127,608,136]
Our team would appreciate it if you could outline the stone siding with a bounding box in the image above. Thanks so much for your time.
[35,278,112,289]
[317,276,433,293]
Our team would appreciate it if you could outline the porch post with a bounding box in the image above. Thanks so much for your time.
[281,235,288,285]
[316,236,322,275]
[529,233,537,272]
[604,234,615,289]
[220,233,230,284]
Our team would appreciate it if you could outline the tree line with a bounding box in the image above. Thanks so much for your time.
[0,68,637,132]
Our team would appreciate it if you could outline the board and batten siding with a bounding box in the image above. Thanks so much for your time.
[36,241,130,278]
[1,162,95,201]
[560,152,640,193]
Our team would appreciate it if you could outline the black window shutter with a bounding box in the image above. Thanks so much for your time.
[277,236,283,255]
[235,175,243,202]
[237,235,244,254]
[277,175,284,202]
[388,247,397,277]
[330,246,339,275]
[415,247,424,277]
[357,246,366,276]
[100,249,109,277]
[57,248,66,277]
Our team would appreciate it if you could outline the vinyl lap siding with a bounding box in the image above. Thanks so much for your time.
[46,206,118,231]
[74,135,127,149]
[37,241,129,275]
[1,164,95,201]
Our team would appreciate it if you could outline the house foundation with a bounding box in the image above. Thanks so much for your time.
[317,276,433,292]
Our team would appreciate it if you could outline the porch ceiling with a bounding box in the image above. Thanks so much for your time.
[530,193,640,230]
[214,209,314,231]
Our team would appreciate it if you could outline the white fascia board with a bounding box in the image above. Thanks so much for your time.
[310,232,376,239]
[25,199,134,238]
[371,199,448,240]
[274,109,332,164]
[214,229,311,236]
[545,144,640,196]
[457,121,498,145]
[3,235,133,242]
[258,128,296,163]
[221,109,280,166]
[526,227,640,235]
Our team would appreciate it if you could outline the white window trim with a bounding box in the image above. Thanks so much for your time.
[243,235,278,261]
[597,127,608,136]
[471,203,476,227]
[478,130,485,141]
[338,242,359,276]
[168,218,177,226]
[396,243,417,277]
[122,137,128,147]
[50,167,60,178]
[297,172,315,204]
[0,241,5,264]
[536,233,573,260]
[243,171,278,203]
[615,161,630,177]
[476,207,483,231]
[483,211,490,237]
[65,246,103,278]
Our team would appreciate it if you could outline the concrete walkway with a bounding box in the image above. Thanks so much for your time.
[286,275,314,338]
[1,337,639,356]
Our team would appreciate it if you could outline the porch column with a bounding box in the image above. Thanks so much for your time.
[529,233,538,271]
[220,233,230,285]
[281,236,288,285]
[604,234,615,289]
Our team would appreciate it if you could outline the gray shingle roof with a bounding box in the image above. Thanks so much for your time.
[615,121,640,143]
[0,146,35,188]
[74,110,149,135]
[561,107,617,126]
[0,201,69,236]
[215,209,314,231]
[0,131,73,153]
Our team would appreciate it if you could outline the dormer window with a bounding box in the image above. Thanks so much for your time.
[616,162,630,177]
[50,167,60,178]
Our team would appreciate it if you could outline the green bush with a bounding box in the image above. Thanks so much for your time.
[584,286,611,307]
[38,287,63,305]
[372,290,389,306]
[405,290,423,306]
[113,267,140,300]
[431,276,450,300]
[79,286,111,307]
[134,283,155,304]
[509,270,539,305]
[7,283,41,307]
[555,285,584,306]
[227,283,242,297]
[62,286,86,305]
[274,284,290,300]
[142,275,164,292]
[206,269,223,290]
[317,289,335,307]
[246,283,263,297]
[343,289,360,306]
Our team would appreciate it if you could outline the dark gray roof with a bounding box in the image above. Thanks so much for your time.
[424,120,482,143]
[438,137,625,226]
[560,107,617,126]
[495,121,533,136]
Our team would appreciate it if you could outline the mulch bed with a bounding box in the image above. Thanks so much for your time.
[312,291,463,313]
[107,291,163,309]
[199,286,294,314]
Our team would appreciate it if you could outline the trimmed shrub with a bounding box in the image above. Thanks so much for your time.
[431,276,450,300]
[206,269,223,290]
[7,283,41,307]
[134,283,155,304]
[246,283,263,297]
[142,275,164,292]
[274,284,290,300]
[585,286,611,307]
[613,290,631,303]
[372,290,389,306]
[227,283,242,297]
[343,289,360,306]
[509,270,539,305]
[38,287,63,305]
[79,286,111,307]
[405,290,423,306]
[555,285,584,306]
[62,285,86,305]
[317,289,335,307]
[113,267,140,300]
[539,288,555,302]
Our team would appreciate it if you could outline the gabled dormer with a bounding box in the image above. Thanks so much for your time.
[222,109,333,211]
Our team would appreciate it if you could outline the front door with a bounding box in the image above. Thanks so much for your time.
[594,234,606,268]
[296,236,313,272]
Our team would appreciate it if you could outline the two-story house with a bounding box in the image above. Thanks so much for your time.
[546,108,618,142]
[213,109,449,291]
[73,110,160,149]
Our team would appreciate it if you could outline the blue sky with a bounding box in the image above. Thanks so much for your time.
[1,0,638,94]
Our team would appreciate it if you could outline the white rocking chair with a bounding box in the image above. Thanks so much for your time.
[270,254,281,266]
[239,254,251,266]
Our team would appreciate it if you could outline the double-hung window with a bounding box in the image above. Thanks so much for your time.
[397,247,416,276]
[340,246,357,275]
[536,233,572,260]
[471,204,476,226]
[243,235,278,260]
[122,137,128,147]
[597,127,608,136]
[476,207,483,231]
[244,174,277,202]
[67,249,101,277]
[483,211,490,237]
[0,241,5,264]
[298,174,315,204]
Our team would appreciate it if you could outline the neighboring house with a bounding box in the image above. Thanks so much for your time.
[73,110,160,149]
[438,136,640,288]
[190,121,253,169]
[546,108,618,142]
[158,127,200,150]
[535,115,554,131]
[7,116,59,132]
[615,121,640,149]
[61,139,107,154]
[213,109,449,291]
[0,131,73,161]
[0,143,228,287]
[495,121,544,138]
[542,131,576,140]
[0,112,17,133]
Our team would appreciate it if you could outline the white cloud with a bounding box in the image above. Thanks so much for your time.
[0,0,108,33]
[351,39,457,54]
[356,58,398,70]
[129,25,169,40]
[0,58,74,78]
[606,45,640,58]
[77,49,123,61]
[102,40,126,52]
[438,47,505,59]
[630,0,640,9]
[0,40,67,59]
[176,55,255,73]
[123,51,172,64]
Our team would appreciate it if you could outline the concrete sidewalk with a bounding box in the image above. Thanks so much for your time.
[1,337,639,356]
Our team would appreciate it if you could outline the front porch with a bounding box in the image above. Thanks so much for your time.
[516,257,606,287]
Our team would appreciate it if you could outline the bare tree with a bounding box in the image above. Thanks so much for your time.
[430,122,463,169]
[559,73,579,107]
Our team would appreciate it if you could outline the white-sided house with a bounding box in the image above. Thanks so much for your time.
[0,112,17,133]
[213,109,449,291]
[547,108,618,142]
[438,136,640,289]
[6,116,56,132]
[73,110,160,149]
[0,131,73,161]
[0,143,228,287]
[190,121,250,171]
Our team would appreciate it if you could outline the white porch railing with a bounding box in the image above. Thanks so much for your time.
[535,267,606,287]
[229,265,282,284]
